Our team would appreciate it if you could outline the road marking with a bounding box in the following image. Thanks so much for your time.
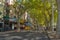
[31,38,34,40]
[23,38,28,40]
[0,34,10,36]
[5,36,22,40]
[45,36,48,38]
[25,33,34,36]
[36,37,42,39]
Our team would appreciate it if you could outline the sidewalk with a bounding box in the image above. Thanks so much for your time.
[0,30,35,34]
[0,30,15,34]
[47,31,60,40]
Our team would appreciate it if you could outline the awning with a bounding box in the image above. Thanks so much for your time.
[24,22,32,27]
[3,16,9,20]
[9,18,17,22]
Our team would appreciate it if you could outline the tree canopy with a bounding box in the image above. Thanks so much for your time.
[13,0,58,27]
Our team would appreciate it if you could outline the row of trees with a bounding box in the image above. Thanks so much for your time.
[11,0,57,31]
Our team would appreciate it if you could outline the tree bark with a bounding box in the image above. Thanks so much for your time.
[56,0,60,35]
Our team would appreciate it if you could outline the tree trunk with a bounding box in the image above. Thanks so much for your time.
[56,0,60,35]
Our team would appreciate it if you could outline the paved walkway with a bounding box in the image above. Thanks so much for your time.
[47,31,60,40]
[0,31,50,40]
[0,30,60,40]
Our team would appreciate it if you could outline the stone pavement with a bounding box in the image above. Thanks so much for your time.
[0,30,60,40]
[0,31,51,40]
[47,31,60,40]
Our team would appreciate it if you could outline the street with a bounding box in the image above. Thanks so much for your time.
[0,0,60,40]
[0,31,51,40]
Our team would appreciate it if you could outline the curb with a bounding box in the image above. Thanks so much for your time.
[0,31,15,34]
